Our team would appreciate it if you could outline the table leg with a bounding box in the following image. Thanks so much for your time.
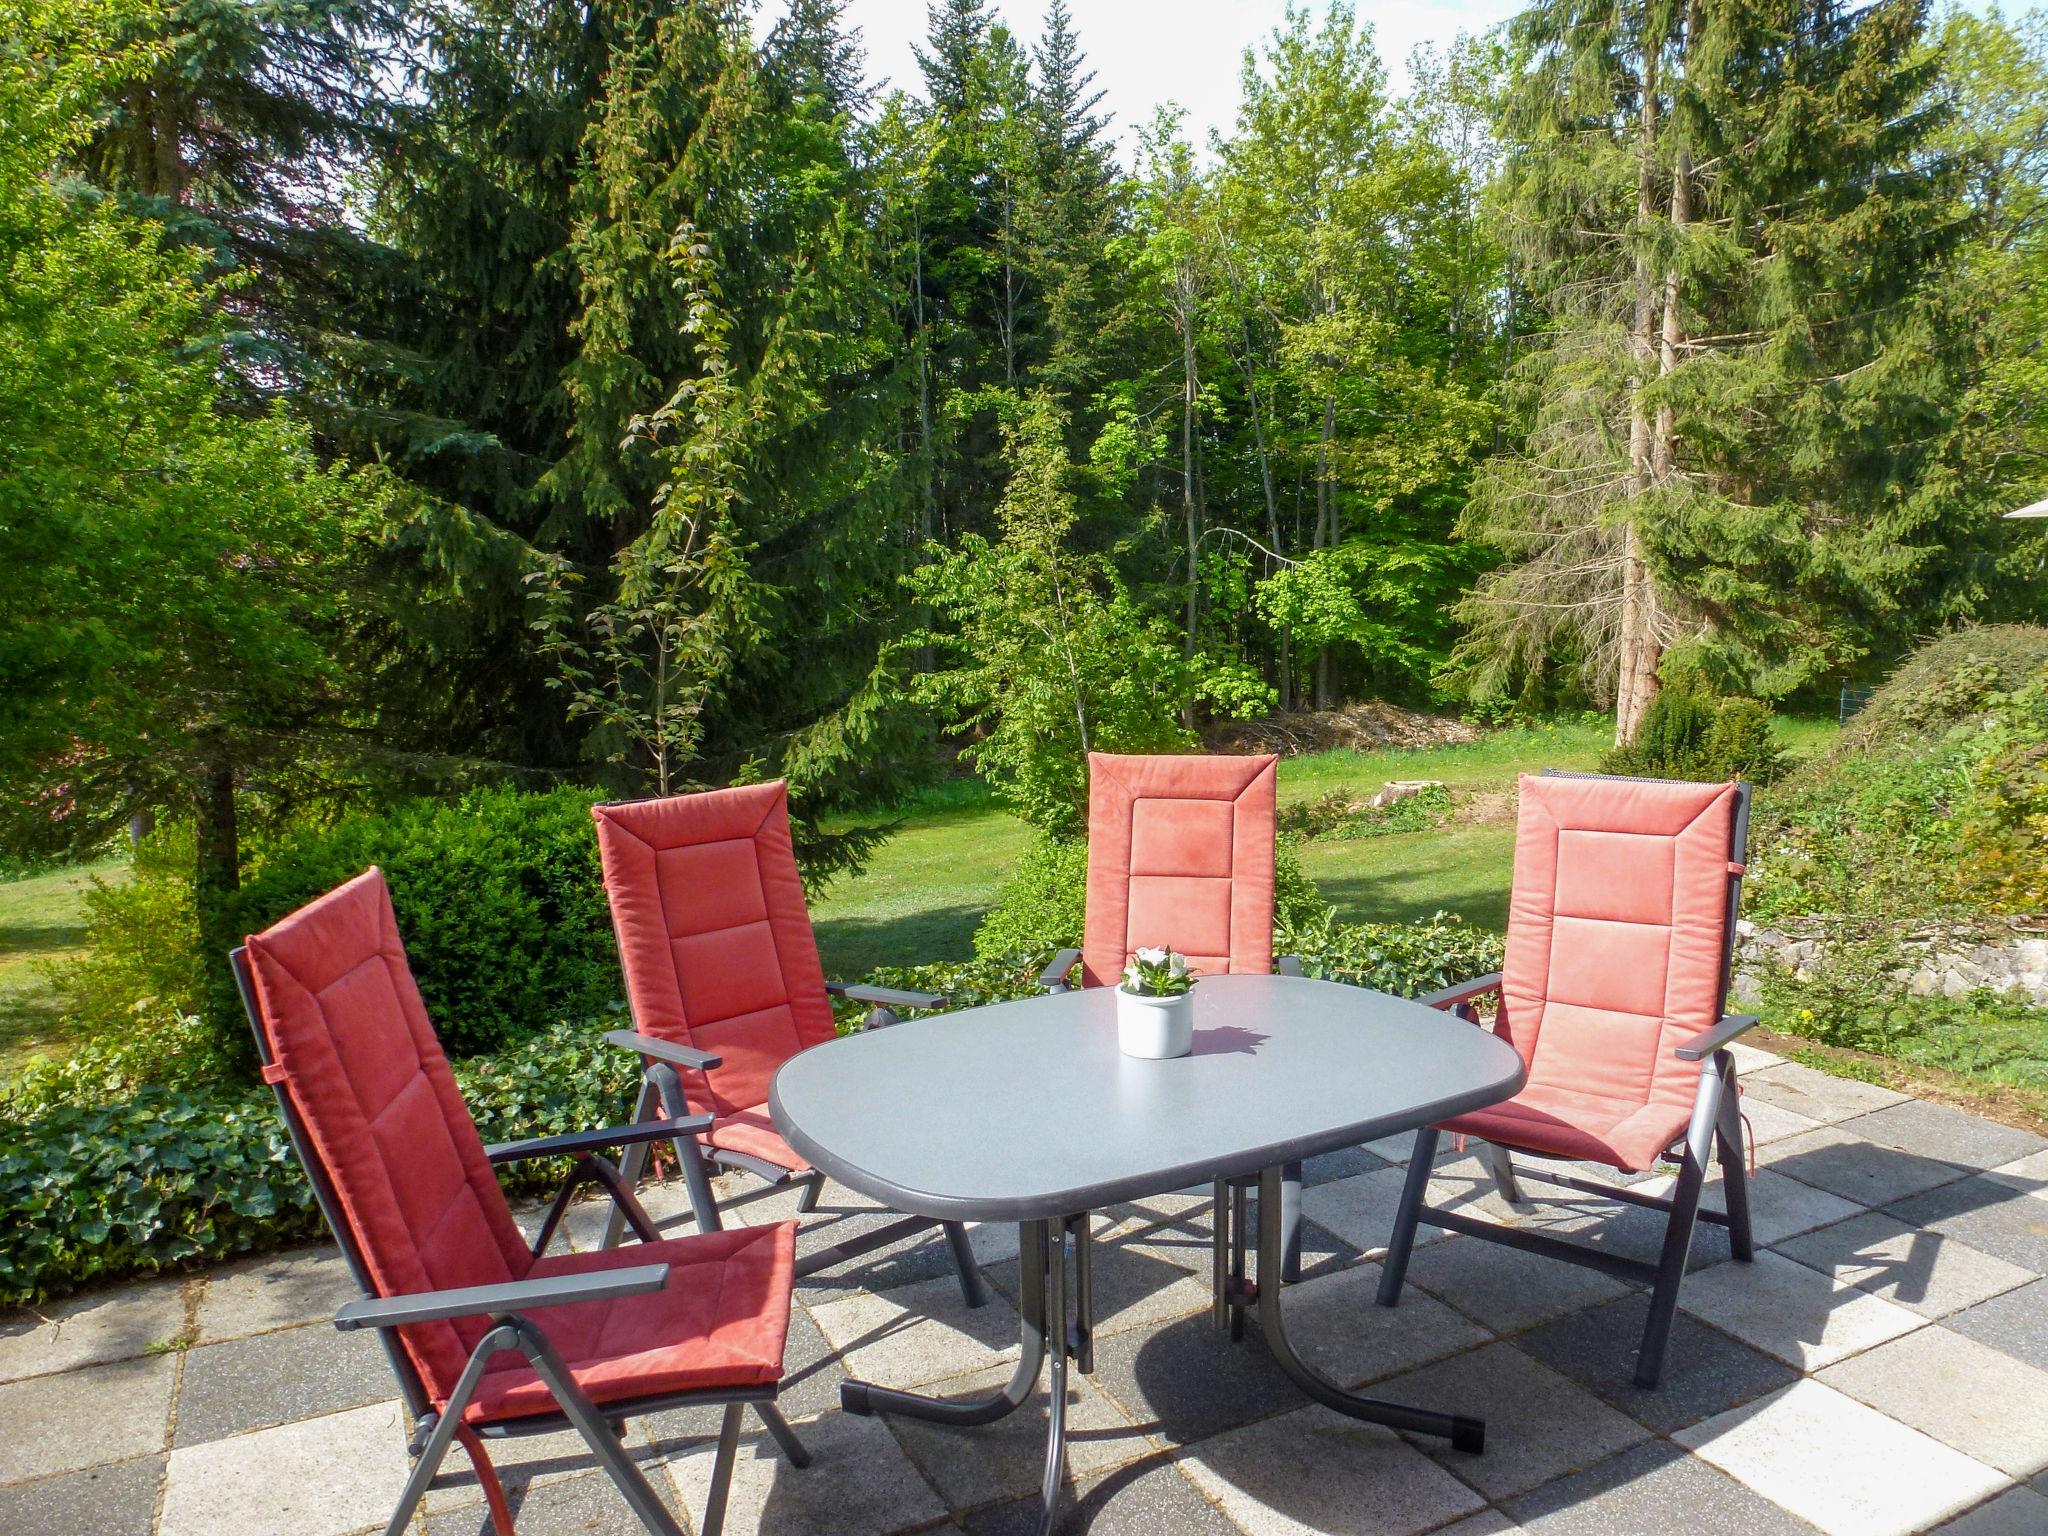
[1251,1165,1485,1453]
[1037,1220,1069,1536]
[839,1219,1052,1426]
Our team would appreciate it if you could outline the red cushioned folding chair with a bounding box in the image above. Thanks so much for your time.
[1036,752,1309,1360]
[591,781,988,1307]
[1374,770,1758,1387]
[232,869,808,1536]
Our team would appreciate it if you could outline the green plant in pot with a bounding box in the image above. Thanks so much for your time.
[1118,947,1197,1059]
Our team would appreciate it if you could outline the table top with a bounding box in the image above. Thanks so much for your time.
[769,973,1527,1222]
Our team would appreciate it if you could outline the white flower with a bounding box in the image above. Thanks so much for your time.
[1135,946,1167,966]
[1168,953,1189,978]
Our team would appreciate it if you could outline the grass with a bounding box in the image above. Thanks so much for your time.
[0,856,126,1074]
[810,713,1843,971]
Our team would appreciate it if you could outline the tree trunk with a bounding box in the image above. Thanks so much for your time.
[1617,39,1664,745]
[1180,277,1201,664]
[1312,397,1337,710]
[192,745,240,965]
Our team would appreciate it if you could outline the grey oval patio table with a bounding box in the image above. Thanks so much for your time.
[769,972,1526,1534]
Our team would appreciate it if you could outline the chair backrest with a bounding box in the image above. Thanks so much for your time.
[1501,770,1751,1116]
[237,867,531,1409]
[592,782,834,1120]
[1080,752,1280,988]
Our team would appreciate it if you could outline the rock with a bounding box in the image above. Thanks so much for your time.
[1368,779,1443,810]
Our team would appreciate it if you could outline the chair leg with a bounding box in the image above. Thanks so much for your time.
[647,1062,723,1234]
[1279,1160,1304,1283]
[699,1402,745,1536]
[1376,1126,1438,1307]
[942,1219,990,1308]
[1480,1141,1525,1206]
[1635,1065,1727,1389]
[1713,1052,1754,1262]
[753,1400,811,1468]
[1069,1213,1095,1374]
[517,1324,685,1536]
[455,1426,518,1536]
[796,1171,825,1214]
[603,1078,663,1251]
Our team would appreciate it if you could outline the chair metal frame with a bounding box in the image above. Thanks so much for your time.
[590,792,988,1308]
[1372,771,1759,1388]
[231,948,809,1536]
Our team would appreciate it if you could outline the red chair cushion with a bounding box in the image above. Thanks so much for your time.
[469,1223,797,1423]
[705,1108,808,1172]
[1447,773,1740,1173]
[1080,753,1279,987]
[242,869,536,1404]
[594,784,836,1120]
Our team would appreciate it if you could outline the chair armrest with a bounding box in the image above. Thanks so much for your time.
[1276,955,1305,977]
[1039,948,1082,992]
[1674,1013,1759,1062]
[334,1264,669,1332]
[825,981,947,1011]
[602,1028,722,1073]
[1415,972,1504,1011]
[483,1115,713,1166]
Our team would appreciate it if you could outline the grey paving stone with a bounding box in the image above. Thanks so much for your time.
[1987,1148,2048,1201]
[424,1466,689,1536]
[1678,1248,1925,1370]
[1403,1232,1633,1335]
[1675,1379,2006,1536]
[1735,1093,1826,1148]
[1085,1303,1306,1447]
[1947,1279,2048,1372]
[667,1404,947,1536]
[1431,1515,1521,1536]
[1282,1258,1489,1391]
[1761,1125,1974,1208]
[808,1271,1022,1393]
[788,1204,995,1305]
[0,1452,161,1536]
[985,1231,1215,1343]
[1773,1209,2035,1318]
[173,1319,392,1447]
[1741,1061,1909,1123]
[1296,1162,1474,1257]
[884,1361,1145,1514]
[961,1452,1240,1536]
[1819,1325,2048,1480]
[1843,1100,2047,1173]
[1935,1486,2048,1535]
[193,1246,356,1342]
[158,1398,414,1536]
[1501,1437,1815,1534]
[0,1353,173,1484]
[1377,1341,1651,1501]
[1301,1143,1391,1186]
[1515,1292,1799,1433]
[1887,1175,2048,1275]
[0,1276,190,1384]
[1177,1404,1486,1536]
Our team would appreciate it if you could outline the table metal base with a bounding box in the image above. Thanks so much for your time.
[839,1165,1483,1533]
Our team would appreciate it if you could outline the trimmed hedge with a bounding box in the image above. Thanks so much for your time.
[0,1021,639,1308]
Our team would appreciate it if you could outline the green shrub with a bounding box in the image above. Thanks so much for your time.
[970,832,1334,969]
[53,830,209,1045]
[229,785,619,1057]
[1277,784,1453,841]
[1601,688,1788,784]
[0,1019,641,1307]
[1277,909,1504,996]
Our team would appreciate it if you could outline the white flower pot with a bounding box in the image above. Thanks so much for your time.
[1116,986,1194,1059]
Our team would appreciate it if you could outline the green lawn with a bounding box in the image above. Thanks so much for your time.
[811,714,1843,973]
[0,856,126,1074]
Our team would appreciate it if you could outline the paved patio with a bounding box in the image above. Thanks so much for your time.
[4,1041,2047,1535]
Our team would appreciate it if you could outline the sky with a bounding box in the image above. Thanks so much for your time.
[775,1,1527,157]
